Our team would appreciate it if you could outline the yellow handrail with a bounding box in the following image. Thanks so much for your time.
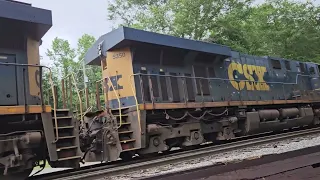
[47,69,58,143]
[105,75,122,128]
[70,73,84,124]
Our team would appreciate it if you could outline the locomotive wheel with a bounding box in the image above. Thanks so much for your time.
[0,168,33,180]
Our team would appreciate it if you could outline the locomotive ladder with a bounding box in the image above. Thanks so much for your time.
[51,109,81,166]
[43,72,82,168]
[106,75,140,154]
[115,112,139,153]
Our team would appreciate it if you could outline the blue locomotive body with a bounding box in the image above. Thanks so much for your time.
[132,50,320,107]
[81,26,320,163]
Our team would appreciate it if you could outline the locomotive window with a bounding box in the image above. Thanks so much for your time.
[285,61,291,70]
[271,59,281,69]
[299,63,305,73]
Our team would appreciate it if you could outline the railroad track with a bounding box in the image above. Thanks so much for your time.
[28,126,320,180]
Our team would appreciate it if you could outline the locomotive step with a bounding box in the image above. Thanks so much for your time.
[56,146,78,152]
[120,139,136,143]
[119,122,131,125]
[52,116,73,120]
[118,130,133,134]
[53,109,70,112]
[122,147,139,152]
[114,114,129,117]
[54,126,74,129]
[57,156,81,161]
[56,136,76,140]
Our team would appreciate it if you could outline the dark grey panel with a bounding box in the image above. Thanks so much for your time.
[0,0,52,40]
[0,54,17,105]
[129,50,319,106]
[0,48,41,106]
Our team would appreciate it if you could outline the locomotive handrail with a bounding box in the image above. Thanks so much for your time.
[70,72,84,124]
[132,73,318,85]
[105,75,123,128]
[131,72,320,105]
[0,62,59,142]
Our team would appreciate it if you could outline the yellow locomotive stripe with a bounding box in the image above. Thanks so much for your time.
[0,105,51,115]
[138,99,316,110]
[27,37,41,97]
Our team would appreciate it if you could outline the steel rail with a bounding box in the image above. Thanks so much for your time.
[30,126,320,180]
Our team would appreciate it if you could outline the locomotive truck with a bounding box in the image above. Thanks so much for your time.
[2,0,320,179]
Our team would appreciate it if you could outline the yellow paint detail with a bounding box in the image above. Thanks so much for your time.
[228,62,245,90]
[27,37,41,97]
[227,62,270,91]
[102,47,135,102]
[0,105,51,115]
[243,64,254,91]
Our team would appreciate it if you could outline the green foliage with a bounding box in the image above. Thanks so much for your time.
[211,0,320,62]
[107,0,320,62]
[42,34,103,111]
[108,0,252,39]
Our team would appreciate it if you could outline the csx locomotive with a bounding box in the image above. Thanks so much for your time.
[2,1,320,179]
[81,26,320,162]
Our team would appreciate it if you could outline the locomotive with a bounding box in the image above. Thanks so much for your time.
[0,1,81,180]
[80,26,320,162]
[2,1,320,179]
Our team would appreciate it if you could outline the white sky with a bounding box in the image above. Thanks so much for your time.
[17,0,320,65]
[18,0,111,65]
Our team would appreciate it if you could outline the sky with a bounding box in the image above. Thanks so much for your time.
[18,0,111,65]
[17,0,320,65]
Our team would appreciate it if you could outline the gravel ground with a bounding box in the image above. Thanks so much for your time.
[100,133,320,180]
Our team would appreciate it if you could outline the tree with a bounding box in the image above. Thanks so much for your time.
[107,0,320,62]
[107,0,253,40]
[42,35,102,111]
[76,34,103,110]
[211,0,320,62]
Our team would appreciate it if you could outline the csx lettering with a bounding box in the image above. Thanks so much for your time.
[227,62,270,91]
[112,52,125,59]
[108,75,123,91]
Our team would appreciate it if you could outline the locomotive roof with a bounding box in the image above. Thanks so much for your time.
[85,26,232,65]
[0,0,52,41]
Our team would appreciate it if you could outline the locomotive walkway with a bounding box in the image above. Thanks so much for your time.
[28,127,320,180]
